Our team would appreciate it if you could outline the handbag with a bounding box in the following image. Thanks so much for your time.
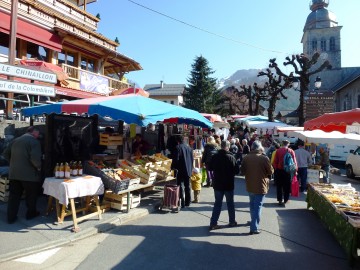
[201,168,207,184]
[291,175,299,197]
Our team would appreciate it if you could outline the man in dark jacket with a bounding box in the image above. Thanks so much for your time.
[3,126,42,224]
[171,135,193,208]
[208,140,239,230]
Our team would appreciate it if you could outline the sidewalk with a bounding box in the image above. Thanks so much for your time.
[0,186,164,263]
[0,172,359,263]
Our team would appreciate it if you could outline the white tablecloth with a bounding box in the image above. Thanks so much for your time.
[43,175,104,206]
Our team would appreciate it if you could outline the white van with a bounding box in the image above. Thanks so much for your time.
[345,146,360,178]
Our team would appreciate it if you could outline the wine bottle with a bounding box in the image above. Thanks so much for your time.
[59,163,65,178]
[64,162,71,178]
[78,161,83,176]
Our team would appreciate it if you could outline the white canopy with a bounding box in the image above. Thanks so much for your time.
[288,130,360,145]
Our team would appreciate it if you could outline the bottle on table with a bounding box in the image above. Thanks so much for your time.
[78,161,83,176]
[72,161,78,176]
[59,163,65,178]
[64,162,71,178]
[54,163,59,178]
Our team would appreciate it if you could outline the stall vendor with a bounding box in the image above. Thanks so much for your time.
[132,134,150,156]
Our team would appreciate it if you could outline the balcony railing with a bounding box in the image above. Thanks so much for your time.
[61,64,130,94]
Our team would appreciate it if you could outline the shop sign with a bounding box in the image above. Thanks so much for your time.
[0,63,57,83]
[0,79,55,97]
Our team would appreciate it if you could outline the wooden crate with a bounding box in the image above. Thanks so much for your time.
[131,168,157,184]
[103,191,141,210]
[99,134,123,146]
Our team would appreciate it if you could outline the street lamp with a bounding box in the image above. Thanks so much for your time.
[314,76,322,90]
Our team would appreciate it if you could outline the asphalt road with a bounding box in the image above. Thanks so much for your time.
[2,174,359,270]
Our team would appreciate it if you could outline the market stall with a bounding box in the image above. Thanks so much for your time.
[21,95,212,216]
[307,183,360,265]
[304,108,360,133]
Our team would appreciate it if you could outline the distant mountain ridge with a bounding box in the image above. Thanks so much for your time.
[217,69,300,114]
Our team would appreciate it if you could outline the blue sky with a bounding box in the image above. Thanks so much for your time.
[88,0,360,88]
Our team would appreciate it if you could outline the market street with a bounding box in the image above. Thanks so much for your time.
[1,174,359,270]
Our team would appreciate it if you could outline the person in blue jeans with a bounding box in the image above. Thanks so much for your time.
[295,141,313,192]
[241,140,273,234]
[208,140,239,231]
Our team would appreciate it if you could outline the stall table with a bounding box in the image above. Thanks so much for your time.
[43,175,104,232]
[306,184,360,265]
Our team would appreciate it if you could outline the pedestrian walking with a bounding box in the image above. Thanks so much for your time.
[171,135,193,208]
[241,141,273,234]
[272,140,297,206]
[318,147,330,183]
[3,126,42,224]
[295,141,313,192]
[201,136,219,187]
[208,140,239,230]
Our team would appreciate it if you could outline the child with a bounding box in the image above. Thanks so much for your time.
[191,167,202,203]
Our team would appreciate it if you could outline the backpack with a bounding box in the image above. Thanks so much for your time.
[283,150,296,175]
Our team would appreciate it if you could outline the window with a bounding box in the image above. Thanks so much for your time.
[312,39,317,51]
[330,37,336,51]
[170,101,174,104]
[0,33,9,55]
[320,39,326,51]
[81,57,95,72]
[26,42,48,61]
[58,50,75,66]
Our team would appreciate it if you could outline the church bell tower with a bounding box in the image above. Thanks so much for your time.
[301,0,342,69]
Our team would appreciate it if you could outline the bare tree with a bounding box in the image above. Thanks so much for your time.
[269,53,331,126]
[257,69,292,122]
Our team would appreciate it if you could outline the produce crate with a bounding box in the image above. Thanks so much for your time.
[101,171,130,193]
[153,166,173,180]
[151,154,172,169]
[119,161,156,184]
[99,133,123,146]
[128,157,153,168]
[0,177,10,202]
[103,191,141,210]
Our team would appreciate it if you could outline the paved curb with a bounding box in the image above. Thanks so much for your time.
[0,201,162,263]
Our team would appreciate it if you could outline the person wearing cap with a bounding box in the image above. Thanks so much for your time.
[241,140,273,235]
[3,126,42,224]
[272,140,297,206]
[208,140,239,231]
[295,141,313,192]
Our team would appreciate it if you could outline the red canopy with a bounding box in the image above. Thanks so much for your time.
[19,60,69,82]
[304,108,360,133]
[201,113,225,123]
[113,87,149,98]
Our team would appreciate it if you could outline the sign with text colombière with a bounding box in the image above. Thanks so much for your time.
[0,63,56,97]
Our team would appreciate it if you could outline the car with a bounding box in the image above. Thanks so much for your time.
[345,146,360,178]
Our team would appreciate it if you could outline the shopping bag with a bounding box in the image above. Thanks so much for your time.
[291,175,299,197]
[201,168,207,184]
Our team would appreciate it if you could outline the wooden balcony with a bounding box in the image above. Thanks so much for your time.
[31,0,99,31]
[61,64,130,94]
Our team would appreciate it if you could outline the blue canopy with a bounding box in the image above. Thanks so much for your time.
[21,94,213,128]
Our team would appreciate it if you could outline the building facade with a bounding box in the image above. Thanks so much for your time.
[302,0,360,117]
[144,81,185,106]
[0,0,142,115]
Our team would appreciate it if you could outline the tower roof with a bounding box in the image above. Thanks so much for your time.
[304,0,338,31]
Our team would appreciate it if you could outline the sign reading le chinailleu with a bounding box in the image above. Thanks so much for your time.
[0,62,56,97]
[0,63,57,83]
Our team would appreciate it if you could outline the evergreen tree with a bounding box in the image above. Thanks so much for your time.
[183,56,218,113]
